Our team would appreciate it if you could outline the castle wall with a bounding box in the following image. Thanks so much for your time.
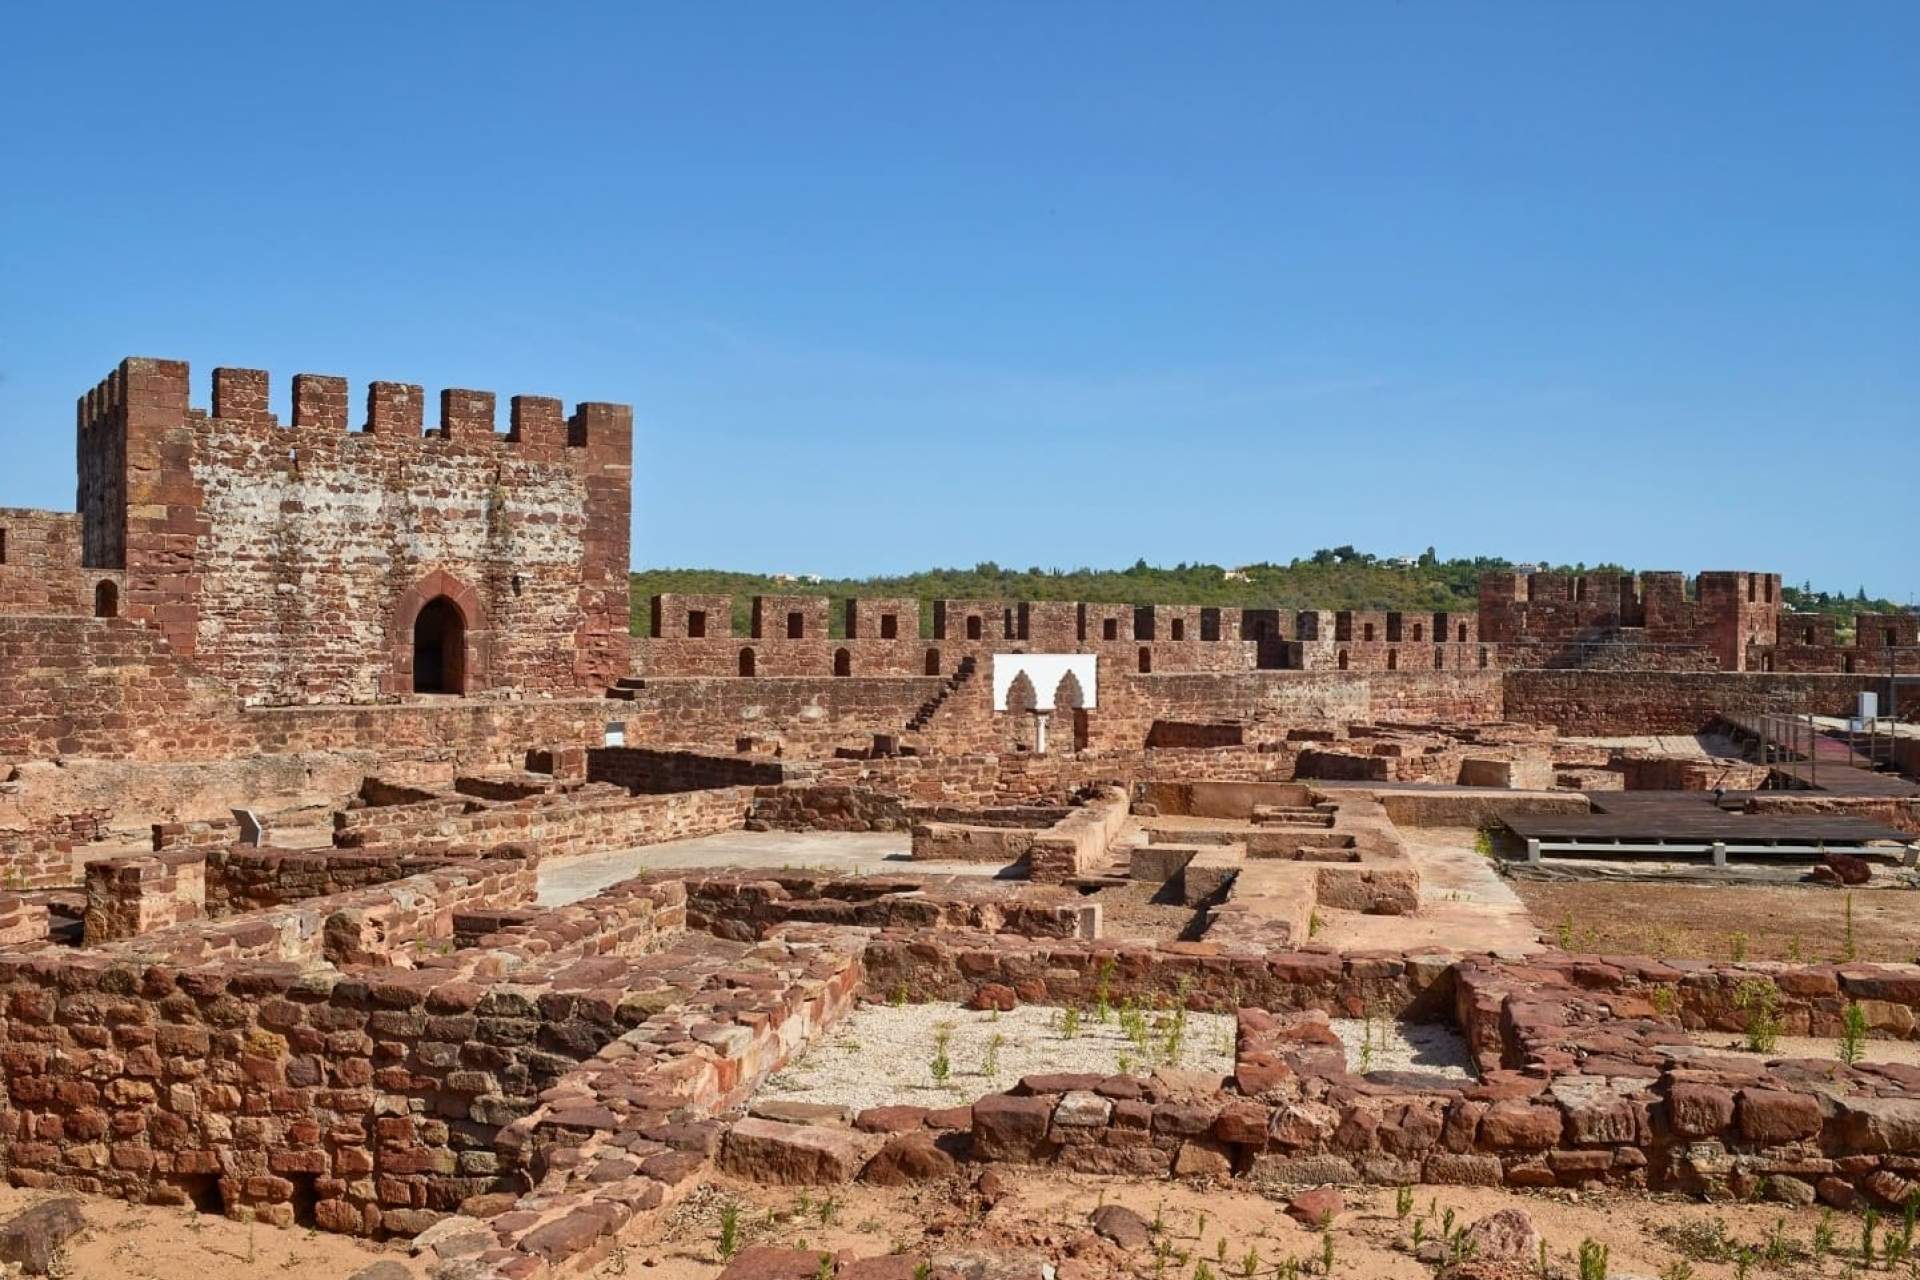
[70,358,632,706]
[1502,669,1889,735]
[1478,570,1784,671]
[0,508,91,615]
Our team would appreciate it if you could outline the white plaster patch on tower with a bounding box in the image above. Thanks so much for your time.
[991,653,1097,712]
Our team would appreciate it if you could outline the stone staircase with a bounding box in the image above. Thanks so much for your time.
[906,655,977,731]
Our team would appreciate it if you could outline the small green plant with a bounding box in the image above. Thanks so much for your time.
[1152,1202,1167,1236]
[1194,1263,1215,1280]
[1394,1185,1414,1220]
[1538,1239,1549,1278]
[1411,1217,1426,1249]
[1320,1227,1334,1276]
[914,1265,930,1280]
[1557,911,1576,949]
[1473,826,1497,857]
[1732,1246,1753,1280]
[1729,930,1749,963]
[889,983,908,1007]
[1814,1210,1837,1257]
[1359,1006,1377,1074]
[1840,999,1869,1065]
[1864,1207,1881,1264]
[1648,984,1678,1018]
[1161,998,1190,1065]
[1442,1206,1456,1239]
[982,1032,1005,1079]
[1308,910,1322,938]
[1843,890,1858,962]
[930,1022,953,1085]
[1733,978,1783,1054]
[1762,1218,1791,1265]
[817,1195,838,1226]
[717,1202,741,1259]
[1240,1244,1260,1278]
[1659,1262,1695,1280]
[1095,957,1116,1023]
[1062,1005,1081,1039]
[1577,1238,1609,1280]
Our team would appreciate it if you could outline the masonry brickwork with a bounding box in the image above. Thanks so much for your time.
[10,358,633,706]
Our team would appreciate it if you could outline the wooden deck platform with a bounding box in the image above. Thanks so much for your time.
[1504,792,1910,846]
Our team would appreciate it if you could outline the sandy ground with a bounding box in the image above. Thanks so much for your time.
[758,1002,1236,1111]
[1316,827,1543,955]
[1329,1019,1474,1080]
[1509,878,1920,962]
[0,1184,415,1280]
[612,1171,1889,1279]
[1082,877,1205,943]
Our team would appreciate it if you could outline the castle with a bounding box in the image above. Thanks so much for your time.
[0,359,1915,1270]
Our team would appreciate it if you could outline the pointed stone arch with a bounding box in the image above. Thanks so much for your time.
[1004,671,1038,715]
[1051,669,1087,712]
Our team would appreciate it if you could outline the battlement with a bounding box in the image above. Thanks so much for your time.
[77,357,632,458]
[60,357,634,705]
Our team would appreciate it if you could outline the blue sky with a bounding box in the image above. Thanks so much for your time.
[2,4,1914,599]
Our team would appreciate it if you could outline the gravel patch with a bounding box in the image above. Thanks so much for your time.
[758,1001,1235,1113]
[1330,1018,1475,1081]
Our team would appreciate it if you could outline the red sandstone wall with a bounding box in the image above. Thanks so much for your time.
[0,509,91,616]
[1502,669,1888,735]
[73,358,632,706]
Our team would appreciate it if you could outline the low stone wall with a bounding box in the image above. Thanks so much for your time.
[855,949,1920,1208]
[1136,779,1315,819]
[0,894,48,945]
[1372,788,1588,829]
[669,869,1100,943]
[585,746,790,794]
[203,846,448,914]
[333,783,755,859]
[82,850,207,942]
[0,871,683,1239]
[0,809,113,889]
[151,817,245,851]
[66,857,537,968]
[1619,756,1769,791]
[746,783,913,832]
[1743,792,1920,838]
[1028,787,1131,883]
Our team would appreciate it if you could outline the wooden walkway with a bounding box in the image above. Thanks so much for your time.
[1714,713,1920,798]
[1505,792,1910,846]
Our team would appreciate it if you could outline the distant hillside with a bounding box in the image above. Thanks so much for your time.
[629,551,1907,638]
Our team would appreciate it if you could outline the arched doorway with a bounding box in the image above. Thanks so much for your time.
[924,648,941,676]
[93,581,119,618]
[833,648,852,677]
[412,596,467,694]
[739,648,756,677]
